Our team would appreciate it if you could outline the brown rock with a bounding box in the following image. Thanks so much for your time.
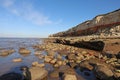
[12,58,22,62]
[19,48,31,54]
[63,74,77,80]
[79,61,93,71]
[32,61,45,68]
[50,59,57,64]
[44,56,52,63]
[0,49,15,56]
[30,67,48,80]
[94,65,114,80]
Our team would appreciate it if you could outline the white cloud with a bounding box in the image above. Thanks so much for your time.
[0,0,59,26]
[2,0,15,7]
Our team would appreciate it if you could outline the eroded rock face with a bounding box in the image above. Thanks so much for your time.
[50,9,120,37]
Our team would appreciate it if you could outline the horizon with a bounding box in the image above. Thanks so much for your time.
[0,0,120,38]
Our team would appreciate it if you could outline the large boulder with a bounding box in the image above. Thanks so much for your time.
[94,65,114,80]
[30,67,48,80]
[0,72,22,80]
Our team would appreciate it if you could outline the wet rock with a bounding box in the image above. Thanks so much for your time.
[44,56,52,63]
[67,54,76,60]
[38,55,44,59]
[0,72,22,80]
[79,61,93,71]
[47,51,56,57]
[34,51,42,56]
[56,54,62,60]
[19,48,31,54]
[57,61,63,66]
[116,51,120,59]
[32,61,38,66]
[32,61,45,68]
[59,66,78,80]
[0,49,15,56]
[76,54,84,61]
[49,70,59,79]
[63,74,77,80]
[12,58,22,62]
[50,59,57,64]
[117,59,120,64]
[30,67,48,80]
[94,65,114,80]
[106,58,117,64]
[67,62,77,68]
[54,64,59,68]
[105,52,116,58]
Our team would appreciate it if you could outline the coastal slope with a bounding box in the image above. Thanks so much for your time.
[50,9,120,37]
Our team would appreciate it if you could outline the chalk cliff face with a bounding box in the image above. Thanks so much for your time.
[50,9,120,37]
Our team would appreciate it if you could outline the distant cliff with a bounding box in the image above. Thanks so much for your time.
[50,9,120,37]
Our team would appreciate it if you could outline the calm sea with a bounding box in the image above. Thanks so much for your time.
[0,38,44,75]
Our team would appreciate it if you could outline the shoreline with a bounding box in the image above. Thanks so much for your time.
[0,37,120,80]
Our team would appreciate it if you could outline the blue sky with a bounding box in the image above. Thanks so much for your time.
[0,0,120,38]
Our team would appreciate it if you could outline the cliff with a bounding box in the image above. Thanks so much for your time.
[50,9,120,37]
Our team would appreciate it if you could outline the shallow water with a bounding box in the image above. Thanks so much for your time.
[0,38,44,76]
[0,38,97,80]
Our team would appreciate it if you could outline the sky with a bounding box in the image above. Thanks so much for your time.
[0,0,120,38]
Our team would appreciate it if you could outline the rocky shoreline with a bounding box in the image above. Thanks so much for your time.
[0,37,120,80]
[31,37,120,80]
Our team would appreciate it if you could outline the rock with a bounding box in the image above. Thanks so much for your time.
[94,65,114,80]
[30,67,48,80]
[44,56,52,63]
[32,61,38,66]
[116,51,120,59]
[76,55,84,60]
[57,61,63,66]
[50,59,57,64]
[32,62,45,68]
[38,55,44,59]
[47,51,56,57]
[117,59,120,64]
[34,51,42,56]
[54,64,59,68]
[49,70,59,79]
[19,48,31,54]
[105,52,116,58]
[36,63,45,68]
[12,58,22,62]
[81,51,88,54]
[79,61,93,71]
[0,72,22,80]
[59,66,76,75]
[59,66,78,80]
[67,54,76,60]
[63,74,77,80]
[67,62,77,68]
[0,49,15,56]
[56,54,62,60]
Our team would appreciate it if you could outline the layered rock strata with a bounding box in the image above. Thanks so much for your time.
[50,9,120,37]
